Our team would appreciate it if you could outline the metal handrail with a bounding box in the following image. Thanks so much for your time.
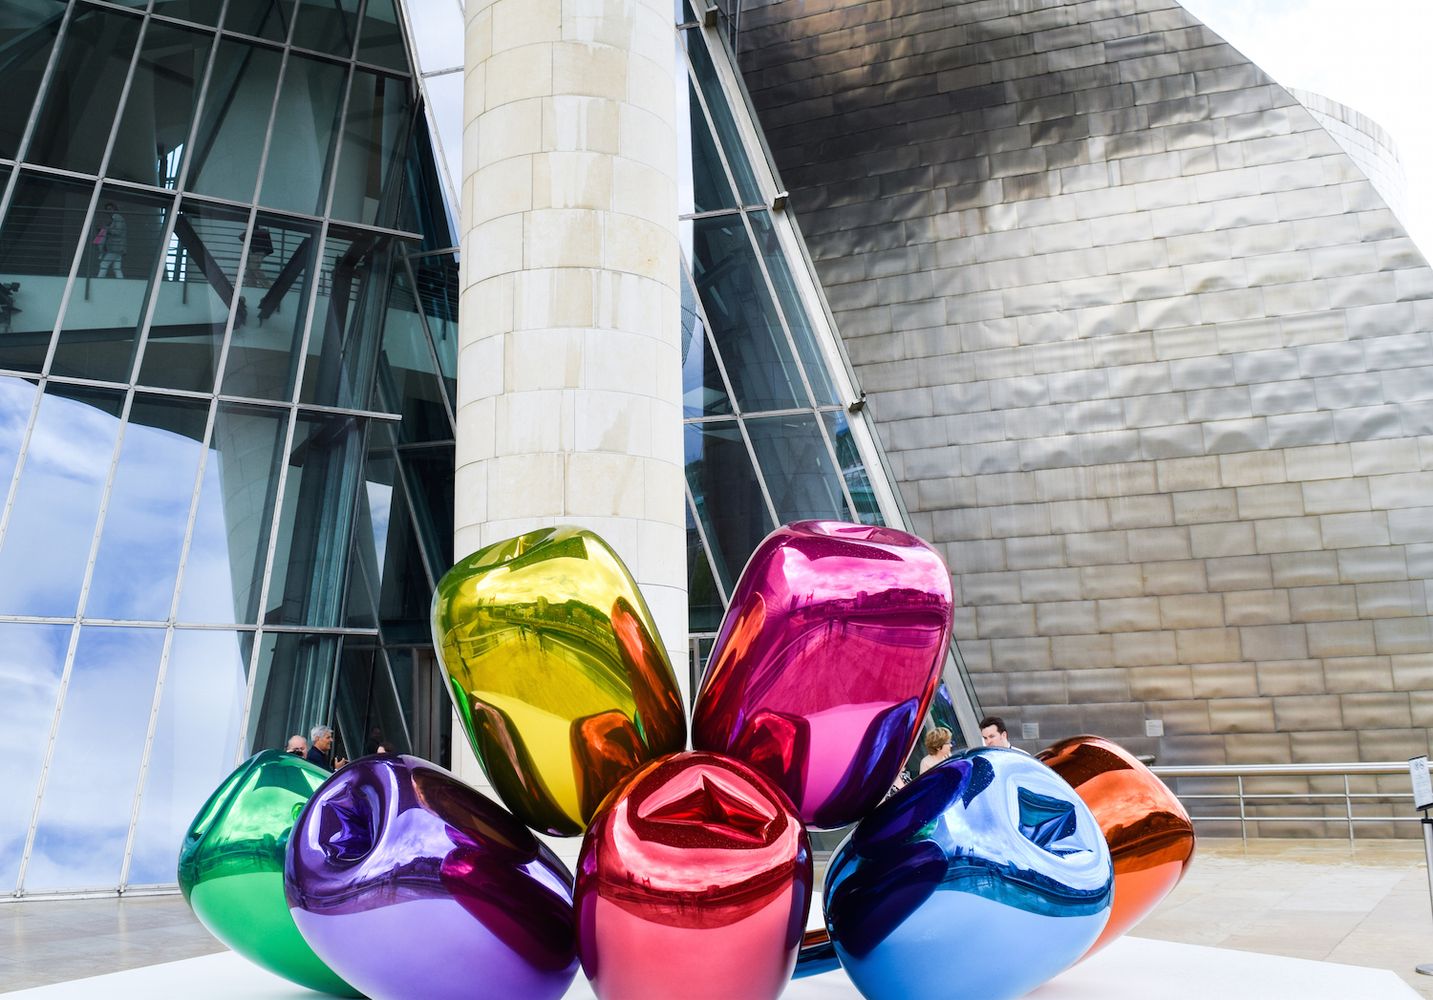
[1150,761,1414,845]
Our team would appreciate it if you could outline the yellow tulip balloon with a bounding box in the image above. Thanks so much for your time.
[431,525,686,836]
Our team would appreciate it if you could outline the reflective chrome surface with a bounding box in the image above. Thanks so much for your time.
[575,751,811,1000]
[1040,735,1196,956]
[286,754,579,1000]
[821,748,1112,1000]
[733,0,1433,773]
[177,750,356,996]
[693,520,953,828]
[431,525,687,836]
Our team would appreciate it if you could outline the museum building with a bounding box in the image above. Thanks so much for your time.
[1,0,1431,898]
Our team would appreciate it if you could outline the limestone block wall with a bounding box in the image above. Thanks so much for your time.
[454,0,688,834]
[736,0,1433,766]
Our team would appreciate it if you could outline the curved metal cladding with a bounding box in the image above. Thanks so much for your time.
[431,526,687,837]
[177,750,357,996]
[574,751,812,1000]
[1038,734,1196,957]
[285,755,579,1000]
[692,520,954,829]
[821,748,1112,1000]
[736,0,1433,771]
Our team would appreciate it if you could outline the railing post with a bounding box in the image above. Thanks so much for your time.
[1237,775,1246,846]
[1344,773,1354,847]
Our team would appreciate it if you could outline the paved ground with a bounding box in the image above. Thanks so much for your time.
[2,838,1430,996]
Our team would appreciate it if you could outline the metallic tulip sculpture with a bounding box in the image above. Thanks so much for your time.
[285,755,579,1000]
[431,525,686,836]
[1037,734,1197,957]
[822,749,1113,1000]
[692,521,954,829]
[575,751,812,1000]
[177,750,357,996]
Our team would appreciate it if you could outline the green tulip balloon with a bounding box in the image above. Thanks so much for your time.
[177,750,358,996]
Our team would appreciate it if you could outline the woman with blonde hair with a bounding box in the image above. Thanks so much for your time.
[918,727,954,774]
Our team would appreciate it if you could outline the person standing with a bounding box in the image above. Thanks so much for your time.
[306,725,346,771]
[95,201,127,278]
[918,727,954,774]
[285,734,308,757]
[980,716,1030,753]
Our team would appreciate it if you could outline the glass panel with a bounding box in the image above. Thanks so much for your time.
[110,21,212,189]
[0,622,70,894]
[0,2,64,161]
[300,226,393,408]
[376,515,435,640]
[264,412,363,628]
[409,252,457,404]
[400,443,453,578]
[24,5,141,175]
[0,374,35,493]
[224,0,298,42]
[245,630,341,756]
[176,403,287,624]
[748,210,840,405]
[127,628,247,885]
[152,0,224,27]
[690,214,805,411]
[680,266,730,417]
[187,39,282,204]
[333,644,409,761]
[0,385,123,617]
[0,171,91,373]
[258,53,347,216]
[687,497,723,632]
[684,420,771,593]
[746,412,852,523]
[684,30,761,205]
[822,410,884,526]
[86,396,208,621]
[417,71,462,222]
[53,187,174,382]
[24,626,166,892]
[220,213,319,401]
[330,70,412,226]
[357,0,408,71]
[139,199,247,393]
[292,0,359,57]
[688,81,736,213]
[378,266,449,437]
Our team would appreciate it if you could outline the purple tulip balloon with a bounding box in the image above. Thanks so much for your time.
[285,755,578,1000]
[693,521,954,829]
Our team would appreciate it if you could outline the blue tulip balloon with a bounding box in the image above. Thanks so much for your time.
[822,748,1113,1000]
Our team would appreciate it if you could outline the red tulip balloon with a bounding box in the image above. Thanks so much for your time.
[693,521,954,828]
[575,752,812,1000]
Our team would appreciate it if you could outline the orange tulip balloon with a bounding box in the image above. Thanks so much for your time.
[1036,735,1196,957]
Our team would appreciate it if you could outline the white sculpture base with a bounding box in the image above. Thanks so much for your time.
[2,935,1415,999]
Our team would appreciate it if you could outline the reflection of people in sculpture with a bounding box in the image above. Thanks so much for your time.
[981,715,1012,748]
[306,725,346,771]
[285,734,308,757]
[918,726,953,774]
[95,201,127,278]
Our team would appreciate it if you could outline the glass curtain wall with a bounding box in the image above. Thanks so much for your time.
[673,10,980,803]
[0,0,457,897]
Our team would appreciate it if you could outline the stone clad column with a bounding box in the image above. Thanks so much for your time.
[456,0,687,713]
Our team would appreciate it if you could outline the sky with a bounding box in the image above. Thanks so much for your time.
[1179,0,1433,257]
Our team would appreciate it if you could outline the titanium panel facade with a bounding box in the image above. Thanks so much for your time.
[736,0,1433,766]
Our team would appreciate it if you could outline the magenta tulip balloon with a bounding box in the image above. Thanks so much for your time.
[692,521,954,828]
